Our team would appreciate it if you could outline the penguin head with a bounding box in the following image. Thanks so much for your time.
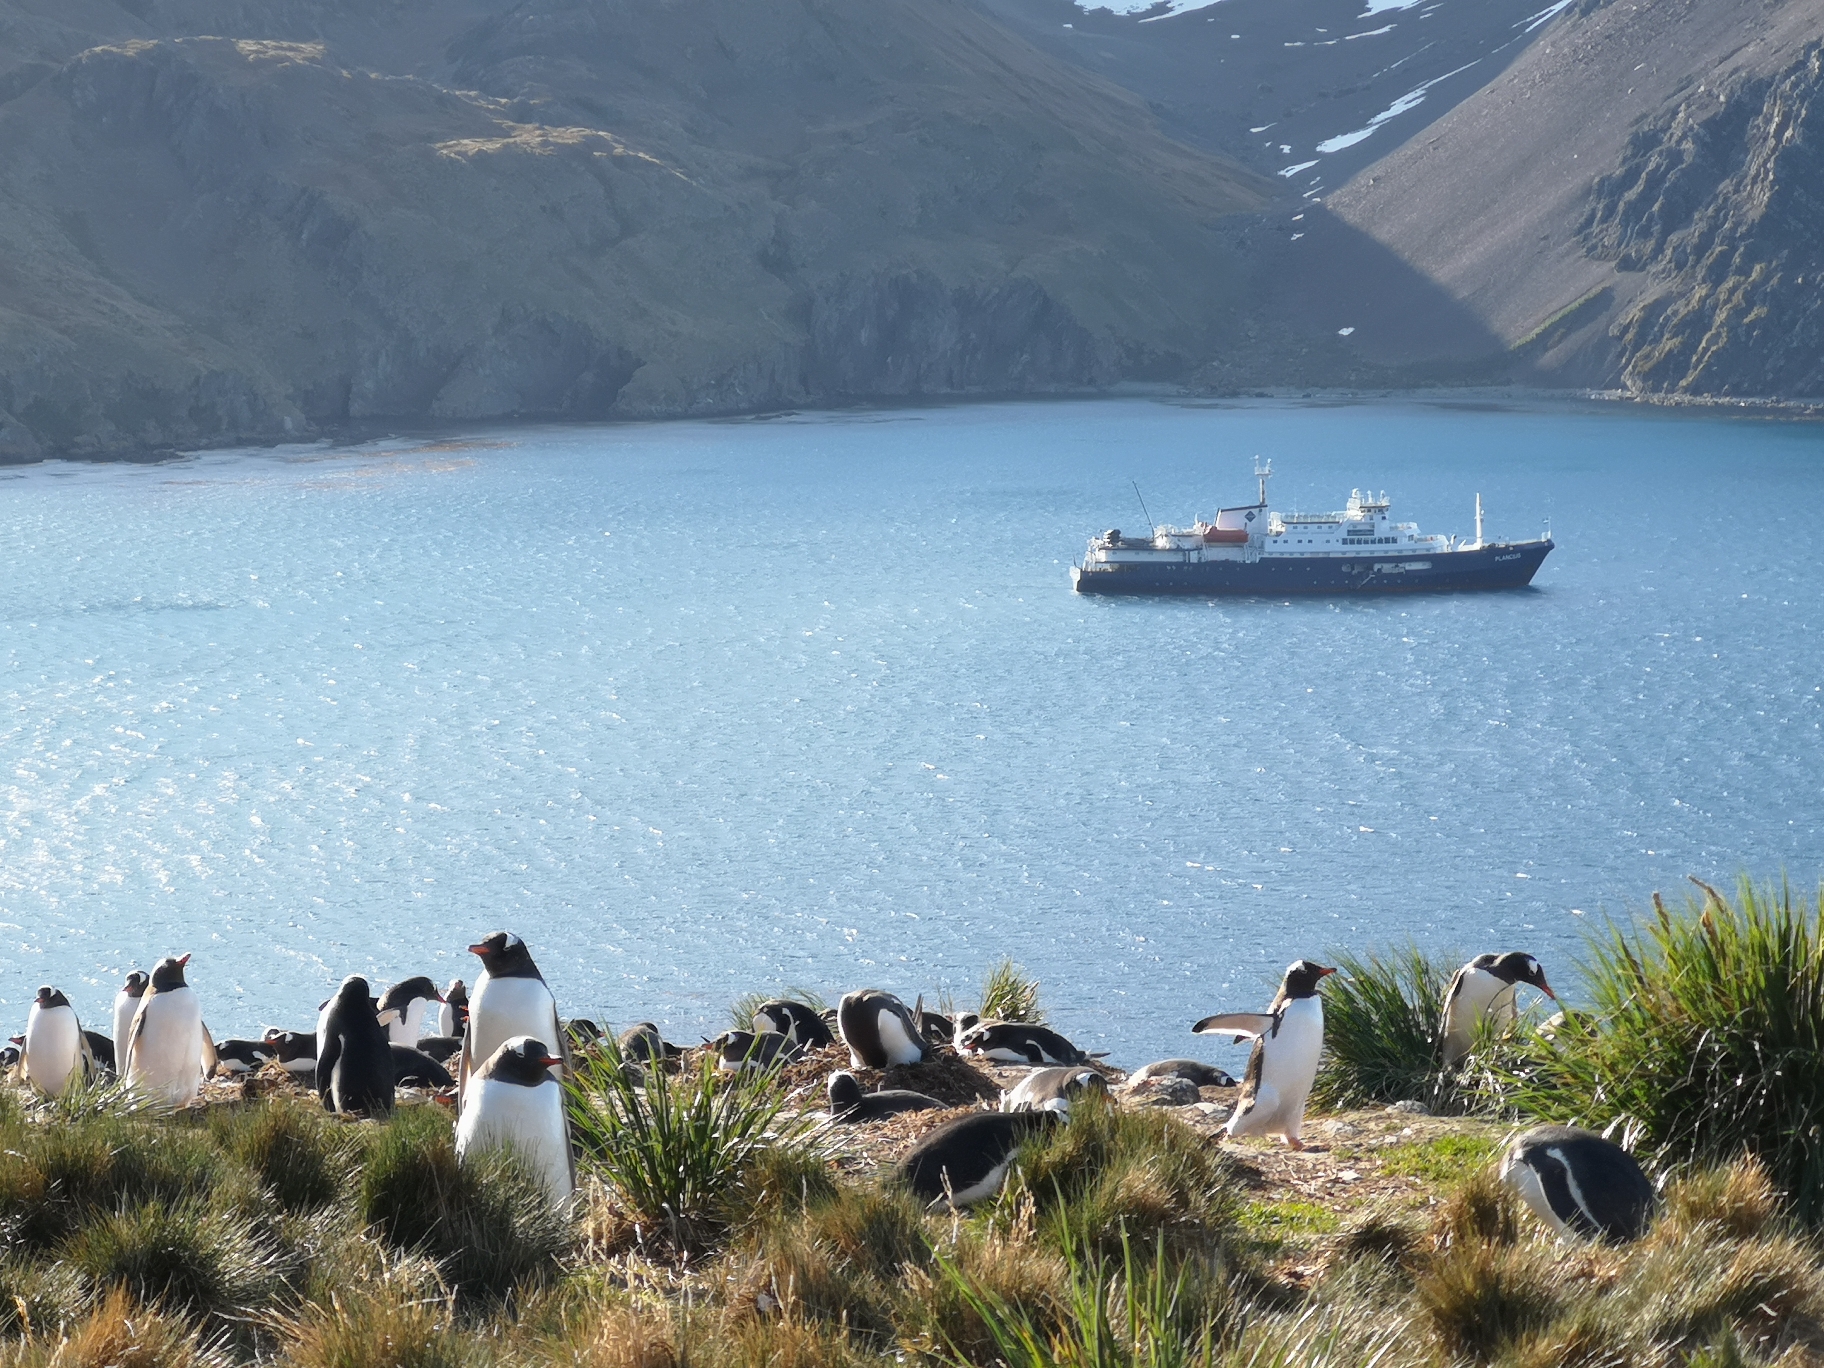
[468,932,537,977]
[149,955,191,992]
[122,970,149,999]
[477,1035,563,1087]
[445,979,467,1005]
[269,1031,315,1063]
[565,1019,602,1049]
[1491,952,1555,998]
[378,976,442,1013]
[1280,960,1337,999]
[753,1005,785,1035]
[828,1071,864,1110]
[34,986,69,1009]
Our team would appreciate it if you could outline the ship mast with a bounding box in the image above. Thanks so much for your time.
[1255,457,1272,507]
[1474,493,1484,549]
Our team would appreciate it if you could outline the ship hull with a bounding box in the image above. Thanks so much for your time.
[1071,539,1553,596]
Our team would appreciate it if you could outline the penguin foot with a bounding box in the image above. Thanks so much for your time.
[1283,1136,1304,1151]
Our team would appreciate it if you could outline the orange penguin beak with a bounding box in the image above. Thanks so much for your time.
[177,953,192,966]
[1539,975,1557,1000]
[466,943,488,956]
[539,1055,563,1069]
[1318,965,1338,977]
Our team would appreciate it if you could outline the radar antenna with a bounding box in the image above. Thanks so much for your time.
[1254,456,1272,507]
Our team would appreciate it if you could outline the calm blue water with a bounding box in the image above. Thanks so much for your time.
[3,396,1821,1067]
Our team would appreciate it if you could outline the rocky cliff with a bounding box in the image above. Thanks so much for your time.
[0,0,1271,460]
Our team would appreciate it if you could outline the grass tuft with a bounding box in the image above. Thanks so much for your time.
[1312,945,1454,1111]
[567,1040,813,1254]
[1661,1154,1783,1241]
[979,960,1044,1024]
[359,1106,567,1306]
[1414,1239,1565,1363]
[0,1285,233,1368]
[1483,880,1824,1222]
[276,1277,472,1368]
[211,1101,352,1214]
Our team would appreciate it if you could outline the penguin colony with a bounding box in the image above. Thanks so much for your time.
[7,943,1651,1239]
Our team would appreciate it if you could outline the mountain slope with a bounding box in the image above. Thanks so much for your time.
[0,0,1272,460]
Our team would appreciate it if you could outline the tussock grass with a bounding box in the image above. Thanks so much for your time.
[567,1042,814,1254]
[0,1257,83,1338]
[210,1103,352,1215]
[1312,945,1454,1111]
[1414,1238,1566,1362]
[979,960,1044,1024]
[1486,880,1824,1223]
[275,1277,472,1368]
[0,1285,233,1368]
[729,987,828,1033]
[1000,1093,1237,1255]
[359,1106,567,1307]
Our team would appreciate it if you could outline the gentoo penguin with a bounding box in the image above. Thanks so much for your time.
[957,1021,1096,1066]
[83,1031,116,1076]
[23,986,94,1097]
[617,1022,682,1063]
[713,1030,803,1072]
[124,955,206,1109]
[565,1019,605,1051]
[752,1000,836,1049]
[952,1012,981,1049]
[837,990,928,1069]
[214,1038,277,1074]
[897,1111,1059,1208]
[826,1071,944,1122]
[376,976,443,1046]
[390,1044,454,1089]
[1002,1065,1108,1116]
[413,1034,465,1065]
[317,975,395,1116]
[1440,953,1556,1067]
[1500,1125,1655,1242]
[0,1042,18,1075]
[1126,1059,1235,1089]
[1193,959,1335,1150]
[438,980,469,1038]
[455,1035,575,1208]
[460,933,568,1104]
[918,1009,955,1049]
[112,971,148,1057]
[266,1030,318,1079]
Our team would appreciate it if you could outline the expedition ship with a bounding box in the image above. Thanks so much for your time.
[1070,462,1553,596]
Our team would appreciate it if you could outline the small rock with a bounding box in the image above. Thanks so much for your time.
[1136,1076,1201,1106]
[1193,1101,1232,1120]
[1337,1169,1361,1182]
[1386,1100,1429,1116]
[1321,1120,1361,1138]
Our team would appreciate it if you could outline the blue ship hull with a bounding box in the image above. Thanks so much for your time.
[1071,539,1553,596]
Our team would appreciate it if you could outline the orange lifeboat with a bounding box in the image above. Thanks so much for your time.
[1204,527,1248,544]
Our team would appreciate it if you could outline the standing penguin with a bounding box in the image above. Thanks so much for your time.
[438,980,469,1038]
[1193,959,1335,1150]
[837,990,928,1069]
[112,971,148,1059]
[124,955,205,1109]
[377,976,443,1046]
[1440,953,1555,1067]
[455,1035,574,1208]
[317,975,396,1115]
[23,986,94,1097]
[459,933,568,1104]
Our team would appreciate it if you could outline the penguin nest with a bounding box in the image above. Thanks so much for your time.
[765,1044,1002,1107]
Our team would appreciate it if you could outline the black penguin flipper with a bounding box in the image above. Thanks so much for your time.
[1192,1012,1275,1040]
[1232,1038,1266,1119]
[315,1030,343,1110]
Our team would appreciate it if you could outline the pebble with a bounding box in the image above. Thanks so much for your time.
[1386,1100,1429,1116]
[1193,1101,1232,1119]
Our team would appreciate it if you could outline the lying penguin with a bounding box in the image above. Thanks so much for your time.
[617,1022,683,1063]
[826,1070,944,1123]
[214,1038,278,1074]
[455,1035,574,1208]
[1002,1065,1107,1116]
[897,1111,1059,1208]
[957,1020,1096,1066]
[713,1030,803,1072]
[752,1000,836,1049]
[1193,959,1335,1150]
[1500,1125,1655,1243]
[1440,952,1555,1068]
[838,990,928,1069]
[1126,1059,1235,1088]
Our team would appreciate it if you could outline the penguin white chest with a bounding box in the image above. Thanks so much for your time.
[437,1000,460,1038]
[112,992,140,1058]
[1228,998,1323,1140]
[24,1003,82,1097]
[1442,969,1518,1062]
[875,1010,923,1067]
[388,997,430,1046]
[470,976,558,1056]
[128,989,204,1108]
[455,1079,573,1207]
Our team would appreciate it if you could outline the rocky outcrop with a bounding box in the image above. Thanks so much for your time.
[0,0,1272,461]
[1582,46,1824,397]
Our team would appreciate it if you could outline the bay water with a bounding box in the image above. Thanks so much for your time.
[3,396,1821,1067]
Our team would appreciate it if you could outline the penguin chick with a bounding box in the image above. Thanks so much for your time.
[896,1111,1059,1208]
[438,980,469,1038]
[752,1000,836,1049]
[1441,953,1555,1067]
[1501,1125,1654,1242]
[24,986,92,1098]
[455,1035,574,1208]
[1193,959,1334,1150]
[125,955,205,1110]
[826,1071,944,1122]
[317,975,395,1116]
[837,990,928,1069]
